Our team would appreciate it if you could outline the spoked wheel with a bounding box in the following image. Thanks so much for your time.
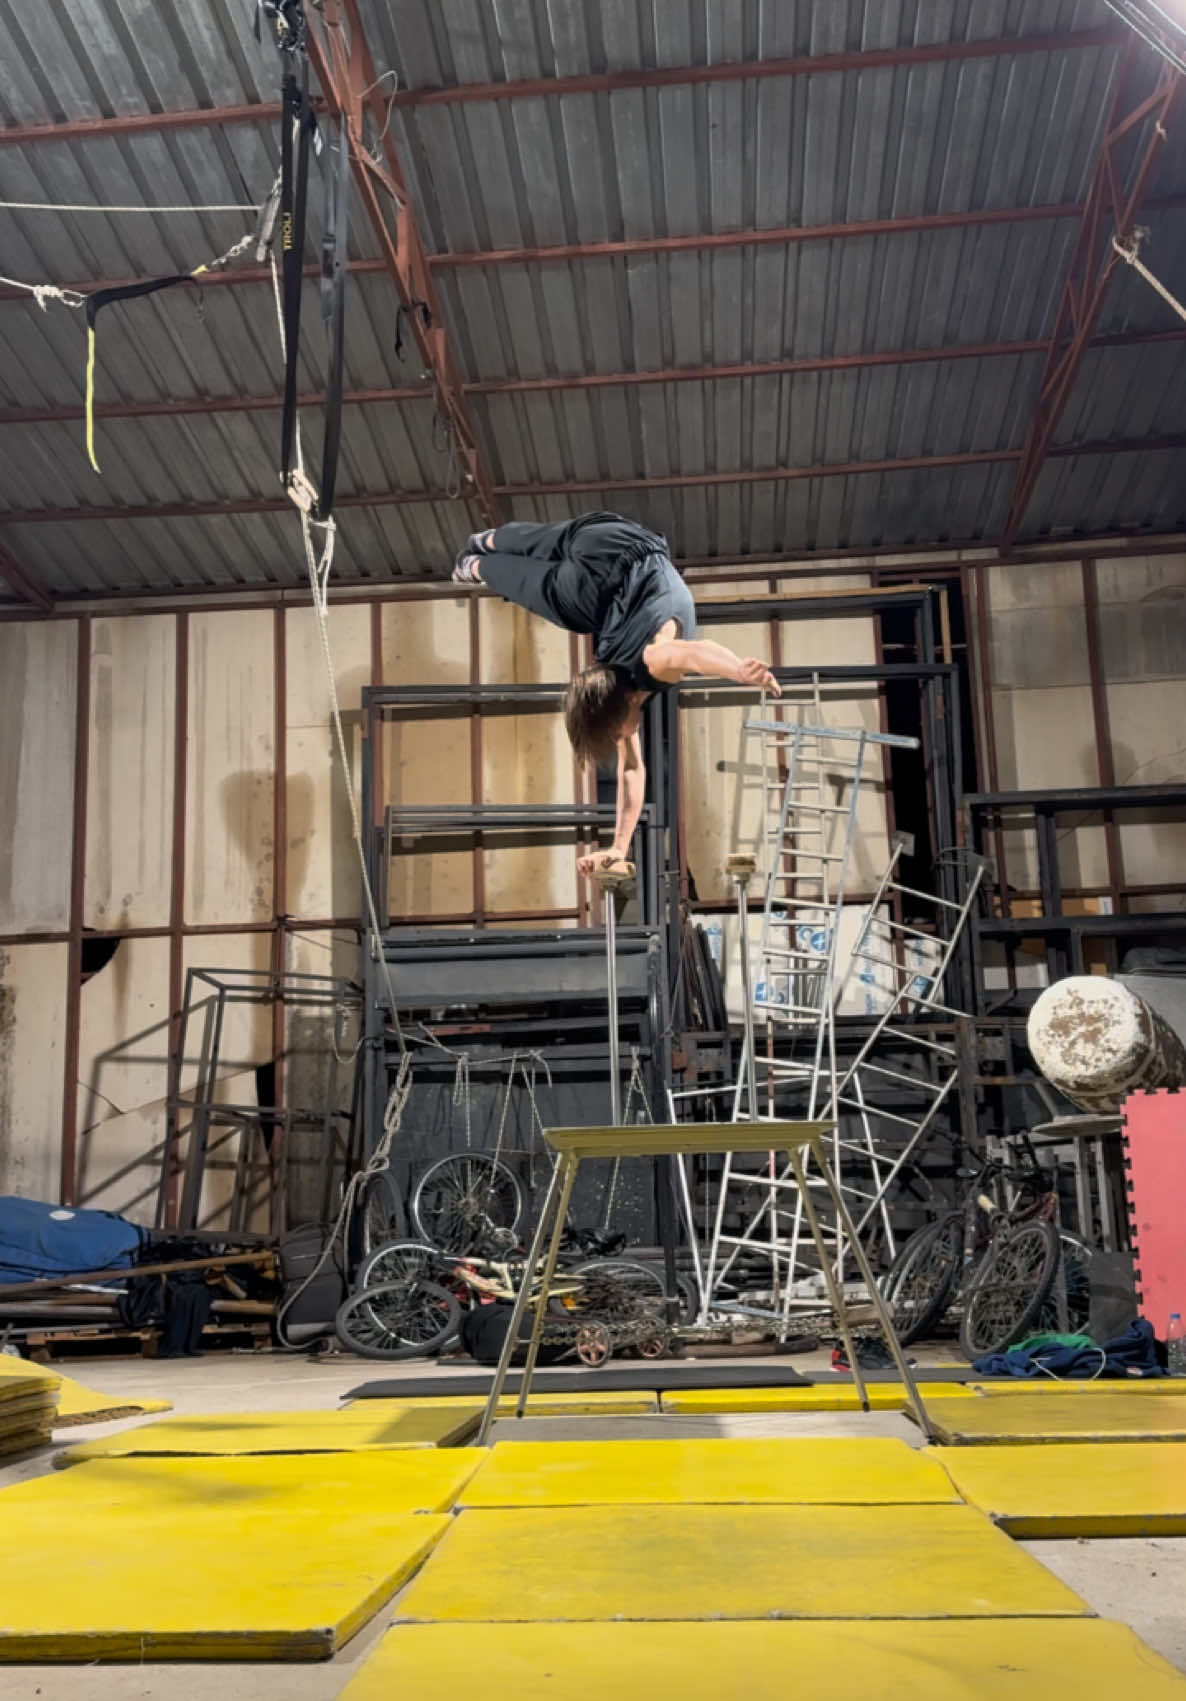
[335,1279,460,1362]
[1038,1231,1093,1334]
[638,1332,668,1360]
[411,1154,524,1253]
[576,1322,612,1367]
[959,1219,1061,1360]
[358,1239,440,1291]
[881,1214,963,1346]
[355,1168,407,1258]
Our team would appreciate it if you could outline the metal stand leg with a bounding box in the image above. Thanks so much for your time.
[476,1155,568,1447]
[603,883,622,1128]
[787,1147,869,1412]
[813,1145,934,1442]
[515,1154,579,1417]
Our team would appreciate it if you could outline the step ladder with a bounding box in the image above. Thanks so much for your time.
[700,701,920,1328]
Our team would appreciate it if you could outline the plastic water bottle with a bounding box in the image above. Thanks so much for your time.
[1168,1314,1186,1377]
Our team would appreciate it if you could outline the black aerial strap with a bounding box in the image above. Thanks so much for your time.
[84,274,198,472]
[314,119,350,522]
[279,53,314,491]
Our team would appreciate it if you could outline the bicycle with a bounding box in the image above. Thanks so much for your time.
[335,1239,671,1364]
[883,1149,1087,1360]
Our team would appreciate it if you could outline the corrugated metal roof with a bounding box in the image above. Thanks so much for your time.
[1,0,1185,601]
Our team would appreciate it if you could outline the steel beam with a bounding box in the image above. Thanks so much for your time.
[4,327,1186,428]
[5,198,1185,308]
[0,541,51,609]
[2,432,1182,527]
[386,27,1123,106]
[0,101,295,146]
[1000,46,1184,548]
[306,0,497,524]
[0,29,1120,147]
[427,197,1186,269]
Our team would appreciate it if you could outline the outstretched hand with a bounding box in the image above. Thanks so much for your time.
[737,657,782,696]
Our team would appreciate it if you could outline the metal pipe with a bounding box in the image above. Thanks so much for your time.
[605,887,622,1127]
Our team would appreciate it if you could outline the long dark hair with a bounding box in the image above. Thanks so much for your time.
[563,663,634,767]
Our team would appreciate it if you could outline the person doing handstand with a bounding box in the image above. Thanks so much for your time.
[453,511,780,876]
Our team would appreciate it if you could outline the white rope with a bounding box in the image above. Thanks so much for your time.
[0,273,86,309]
[0,198,261,214]
[1113,234,1186,325]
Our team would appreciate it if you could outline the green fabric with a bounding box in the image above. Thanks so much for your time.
[1011,1331,1097,1354]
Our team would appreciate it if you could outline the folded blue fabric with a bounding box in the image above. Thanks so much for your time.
[972,1316,1165,1379]
[0,1195,146,1283]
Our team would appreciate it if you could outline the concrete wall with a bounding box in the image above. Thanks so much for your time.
[973,552,1186,906]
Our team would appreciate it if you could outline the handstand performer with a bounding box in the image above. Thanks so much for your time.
[453,511,780,876]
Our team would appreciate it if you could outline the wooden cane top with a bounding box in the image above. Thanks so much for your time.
[592,859,636,892]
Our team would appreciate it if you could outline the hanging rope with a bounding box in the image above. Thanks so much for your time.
[1113,231,1186,325]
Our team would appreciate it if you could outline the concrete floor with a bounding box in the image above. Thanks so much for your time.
[2,1350,1184,1699]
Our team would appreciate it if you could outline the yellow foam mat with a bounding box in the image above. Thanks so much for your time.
[354,1391,657,1417]
[0,1368,58,1406]
[915,1391,1186,1445]
[929,1441,1186,1537]
[0,1428,53,1457]
[394,1502,1088,1622]
[461,1436,959,1508]
[55,1403,482,1465]
[0,1353,168,1425]
[6,1449,484,1518]
[658,1381,975,1414]
[0,1395,58,1428]
[0,1507,447,1662]
[340,1619,1186,1701]
[971,1379,1186,1394]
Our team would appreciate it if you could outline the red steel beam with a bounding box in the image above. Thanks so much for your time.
[5,197,1186,307]
[1000,46,1184,548]
[392,28,1122,106]
[0,539,52,609]
[5,326,1186,428]
[0,28,1121,146]
[0,101,296,146]
[307,0,498,524]
[3,433,1181,528]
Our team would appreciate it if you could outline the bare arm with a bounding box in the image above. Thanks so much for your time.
[577,730,644,876]
[643,636,782,695]
[613,730,646,861]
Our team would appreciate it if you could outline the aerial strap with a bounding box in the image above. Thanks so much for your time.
[279,53,315,493]
[315,119,350,521]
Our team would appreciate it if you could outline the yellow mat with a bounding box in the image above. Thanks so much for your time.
[460,1437,959,1509]
[914,1392,1186,1445]
[0,1427,54,1458]
[353,1391,658,1417]
[929,1441,1186,1537]
[0,1353,169,1425]
[6,1449,484,1518]
[971,1379,1186,1395]
[0,1367,58,1406]
[394,1503,1088,1622]
[658,1381,975,1414]
[55,1404,482,1465]
[340,1619,1186,1701]
[0,1507,447,1662]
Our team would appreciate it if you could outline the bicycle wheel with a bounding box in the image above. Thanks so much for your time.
[574,1259,670,1320]
[411,1153,524,1252]
[1038,1231,1094,1335]
[959,1219,1061,1361]
[881,1214,963,1346]
[335,1279,460,1361]
[358,1238,439,1291]
[355,1168,407,1258]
